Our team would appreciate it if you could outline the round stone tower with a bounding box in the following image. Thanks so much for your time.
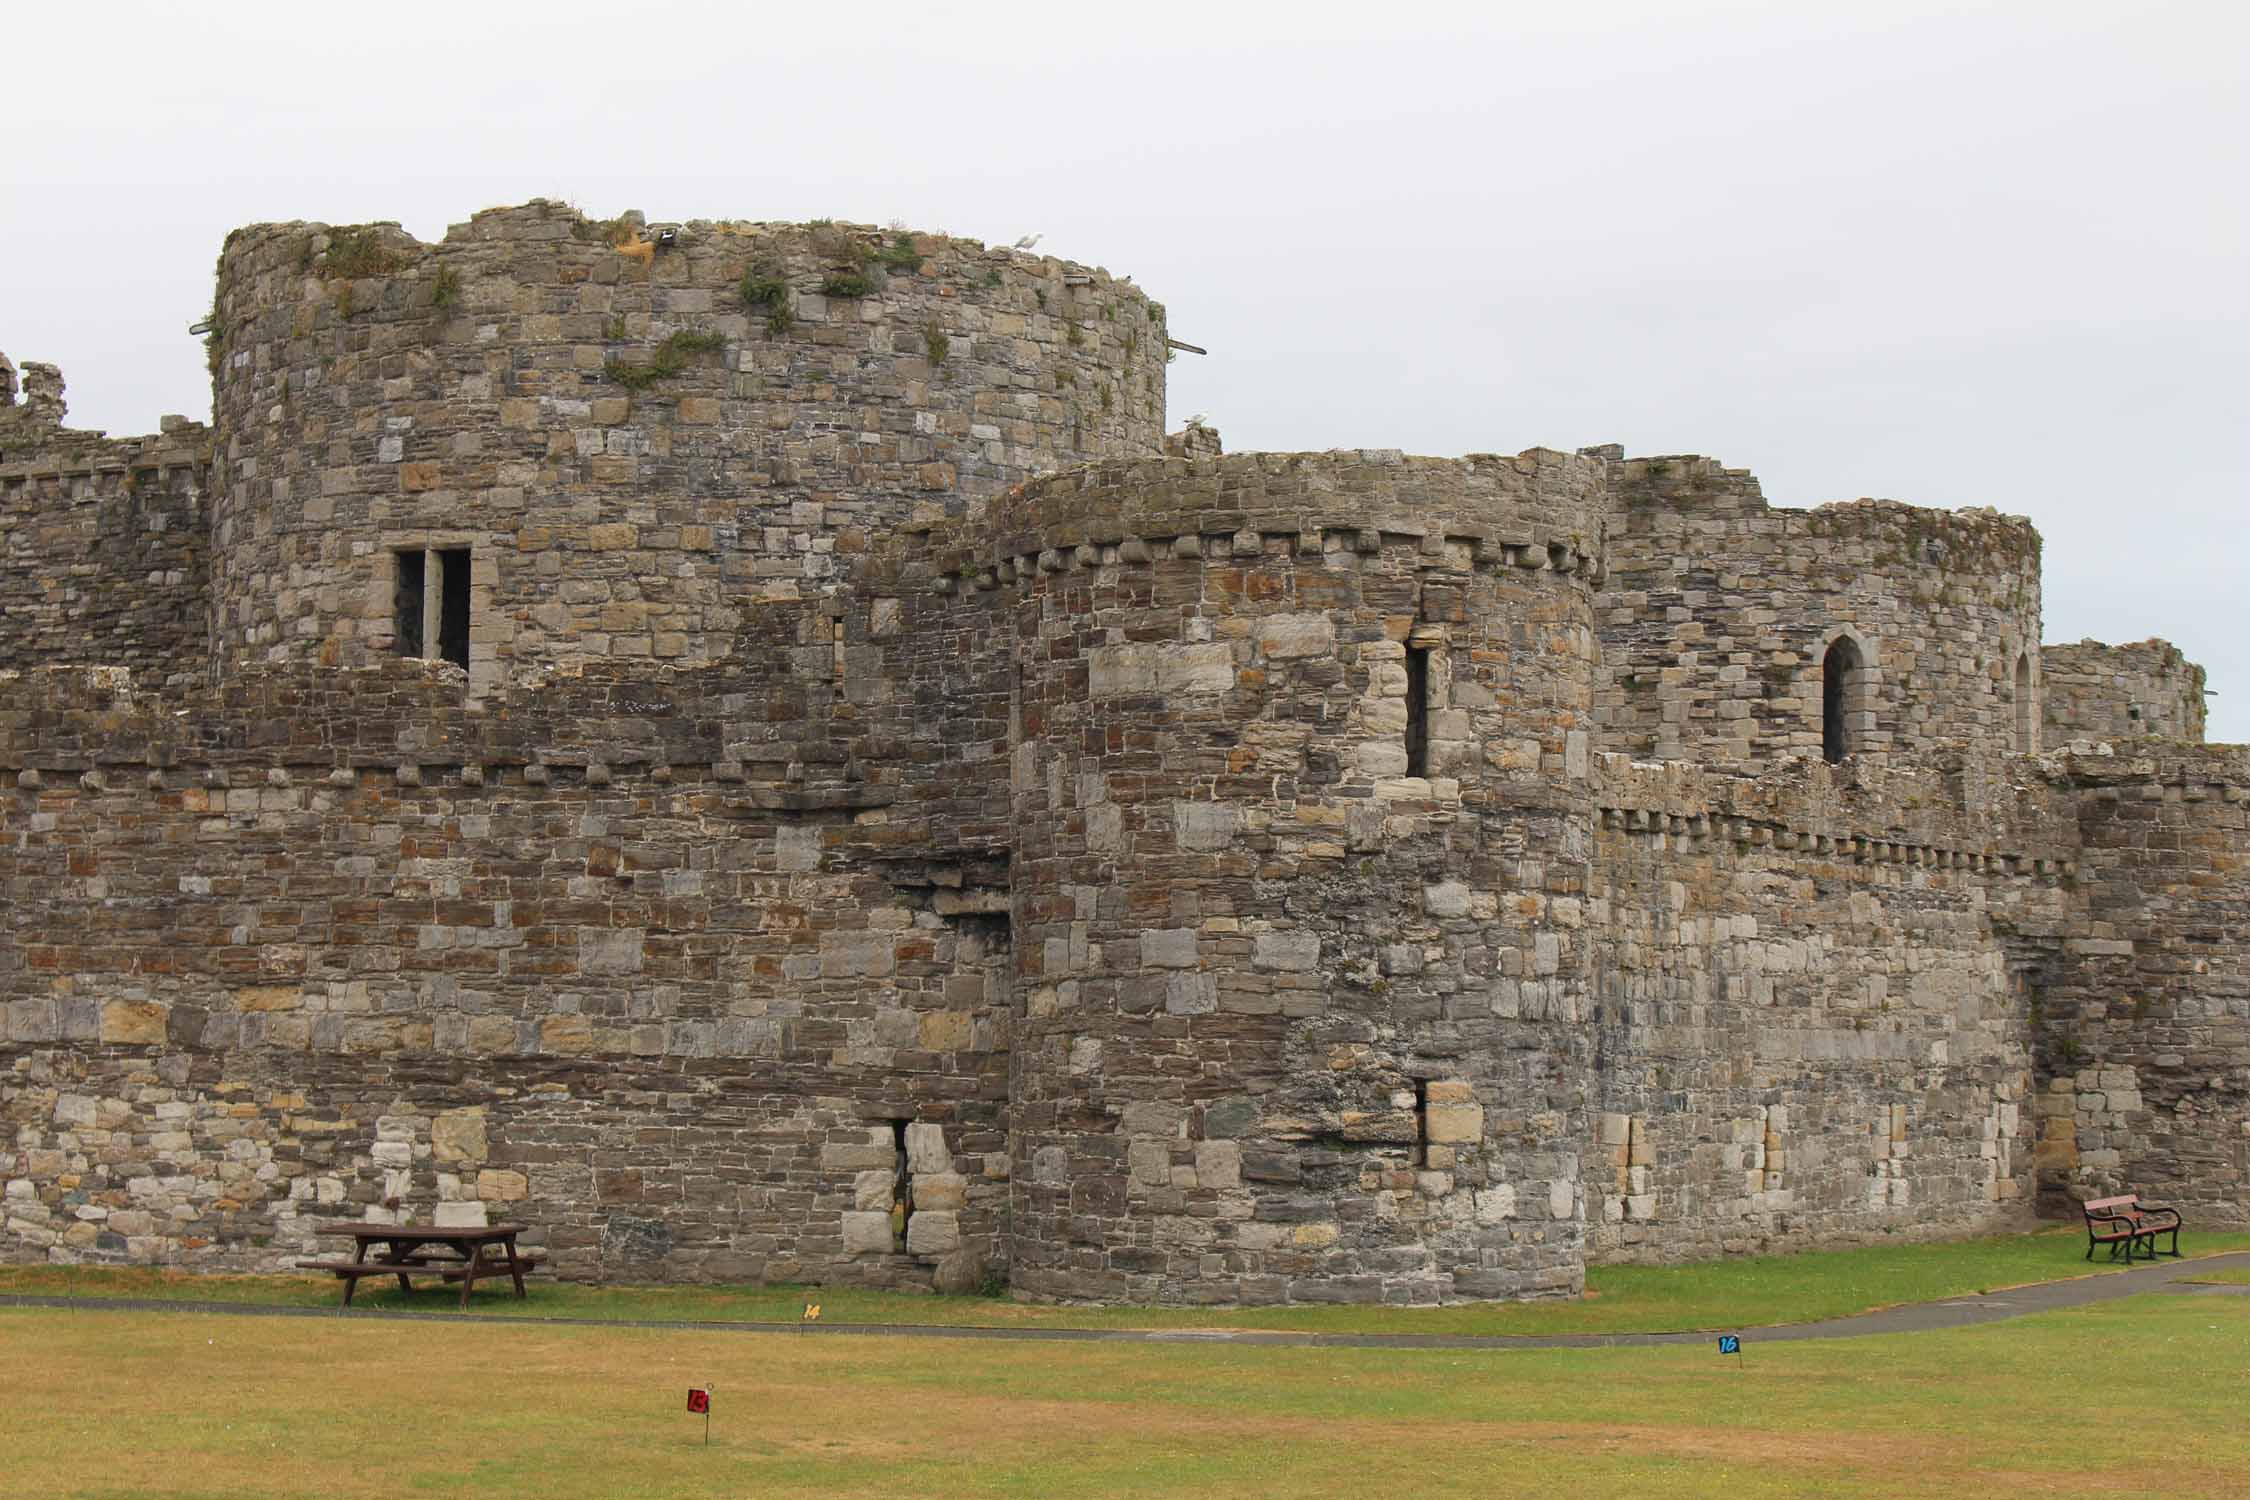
[930,447,1610,1304]
[205,201,1168,694]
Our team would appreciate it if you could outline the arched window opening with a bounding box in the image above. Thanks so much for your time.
[2014,653,2034,754]
[1822,638,1864,765]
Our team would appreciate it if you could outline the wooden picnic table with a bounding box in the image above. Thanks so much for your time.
[301,1223,541,1310]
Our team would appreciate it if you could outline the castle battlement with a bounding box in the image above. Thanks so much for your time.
[0,205,2241,1301]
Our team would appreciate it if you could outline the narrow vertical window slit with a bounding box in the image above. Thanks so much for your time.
[394,549,425,659]
[1404,645,1430,777]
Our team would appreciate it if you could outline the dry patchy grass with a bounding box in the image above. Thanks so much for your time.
[3,1291,2247,1499]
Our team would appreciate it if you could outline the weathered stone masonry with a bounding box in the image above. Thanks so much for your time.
[3,201,2245,1302]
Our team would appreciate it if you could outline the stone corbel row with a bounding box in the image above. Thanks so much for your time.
[0,447,211,485]
[12,760,894,810]
[1596,804,2071,881]
[930,527,1603,596]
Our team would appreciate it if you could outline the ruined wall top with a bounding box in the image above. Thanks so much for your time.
[0,351,70,435]
[1592,450,2046,768]
[0,352,214,683]
[2042,639,2207,745]
[203,200,1169,693]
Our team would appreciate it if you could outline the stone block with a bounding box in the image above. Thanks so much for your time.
[912,1172,968,1212]
[578,928,646,976]
[475,1169,529,1201]
[100,1002,168,1046]
[904,1122,951,1174]
[841,1211,896,1254]
[1252,932,1320,972]
[233,986,302,1013]
[821,933,896,979]
[1424,881,1472,918]
[433,1200,489,1229]
[1164,973,1217,1015]
[431,1110,487,1164]
[1254,613,1335,659]
[919,1011,974,1051]
[538,1016,593,1054]
[1424,1101,1485,1144]
[1194,1141,1242,1190]
[1155,643,1235,694]
[1120,1101,1187,1139]
[1202,1096,1258,1139]
[1129,1141,1172,1187]
[905,1210,961,1257]
[1174,801,1240,851]
[853,1170,897,1211]
[1140,929,1199,969]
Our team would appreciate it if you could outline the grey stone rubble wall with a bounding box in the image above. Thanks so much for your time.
[205,202,1168,694]
[1584,754,2077,1262]
[0,358,211,684]
[1593,455,2044,767]
[0,651,1016,1288]
[2032,747,2250,1222]
[2042,640,2208,745]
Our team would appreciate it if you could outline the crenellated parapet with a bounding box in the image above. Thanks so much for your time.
[912,446,1608,593]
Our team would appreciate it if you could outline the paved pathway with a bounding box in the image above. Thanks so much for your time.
[3,1252,2245,1352]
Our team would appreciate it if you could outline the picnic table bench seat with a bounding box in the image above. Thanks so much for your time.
[436,1251,546,1280]
[298,1223,544,1308]
[2081,1194,2183,1263]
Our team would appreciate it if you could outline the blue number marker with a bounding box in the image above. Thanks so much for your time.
[1717,1334,1741,1355]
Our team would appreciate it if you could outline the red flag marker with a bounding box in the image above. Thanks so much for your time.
[687,1386,711,1445]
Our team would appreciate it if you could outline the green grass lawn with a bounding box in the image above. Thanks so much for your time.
[6,1224,2247,1337]
[2177,1265,2250,1286]
[4,1290,2246,1498]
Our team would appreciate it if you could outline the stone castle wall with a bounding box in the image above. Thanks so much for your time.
[2031,747,2250,1222]
[4,204,2246,1302]
[961,449,1604,1302]
[1585,755,2077,1262]
[2043,640,2208,744]
[0,650,1021,1285]
[1593,455,2044,766]
[0,361,211,685]
[206,202,1168,695]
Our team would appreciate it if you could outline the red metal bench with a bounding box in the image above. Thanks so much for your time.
[2081,1193,2182,1263]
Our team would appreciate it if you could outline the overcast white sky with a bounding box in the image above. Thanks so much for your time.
[6,1,2243,737]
